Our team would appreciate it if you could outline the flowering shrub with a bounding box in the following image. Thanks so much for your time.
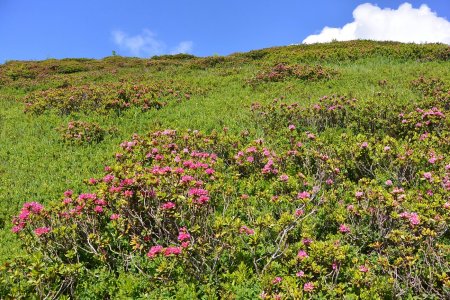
[246,63,337,87]
[24,81,197,115]
[58,120,115,144]
[4,112,449,298]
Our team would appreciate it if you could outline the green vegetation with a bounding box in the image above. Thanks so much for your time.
[0,40,449,299]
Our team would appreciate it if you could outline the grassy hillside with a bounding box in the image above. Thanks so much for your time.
[0,41,449,298]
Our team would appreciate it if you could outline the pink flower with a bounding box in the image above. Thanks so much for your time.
[272,277,282,284]
[326,178,334,185]
[34,227,51,236]
[332,262,339,270]
[205,168,215,175]
[296,270,304,277]
[18,210,30,221]
[180,175,195,184]
[63,198,72,205]
[359,265,369,273]
[443,202,450,210]
[12,224,24,233]
[297,250,308,260]
[384,146,391,152]
[94,206,103,213]
[295,209,304,217]
[246,156,254,163]
[339,224,350,233]
[64,190,73,197]
[164,246,181,256]
[355,191,364,198]
[103,174,115,183]
[239,225,255,235]
[161,202,176,210]
[297,191,310,200]
[123,190,134,198]
[303,282,314,292]
[385,180,393,186]
[409,213,420,226]
[147,245,164,258]
[178,227,191,241]
[423,172,433,181]
[360,142,368,149]
[279,174,289,182]
[288,124,296,131]
[110,214,120,220]
[307,133,316,140]
[88,178,97,184]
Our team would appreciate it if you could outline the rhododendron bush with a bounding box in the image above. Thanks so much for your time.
[4,97,450,298]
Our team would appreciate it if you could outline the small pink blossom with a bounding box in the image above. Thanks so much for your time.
[295,209,304,217]
[385,180,393,186]
[423,172,433,182]
[339,224,350,233]
[147,245,164,258]
[355,191,364,198]
[110,214,120,220]
[384,146,391,152]
[161,202,176,210]
[297,191,310,200]
[94,206,103,213]
[178,227,191,241]
[303,282,315,292]
[272,277,282,284]
[296,270,304,277]
[359,265,369,273]
[297,249,308,260]
[443,202,450,210]
[279,174,289,182]
[360,142,368,149]
[164,246,181,256]
[288,124,296,131]
[123,190,134,198]
[64,190,73,197]
[205,168,215,175]
[34,227,51,236]
[246,156,254,163]
[239,225,255,235]
[409,213,420,226]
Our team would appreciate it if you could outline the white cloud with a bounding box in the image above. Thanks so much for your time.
[171,41,194,54]
[303,2,450,44]
[112,29,193,57]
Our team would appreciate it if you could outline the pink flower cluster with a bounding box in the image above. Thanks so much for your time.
[399,212,420,226]
[239,225,255,235]
[188,188,210,204]
[12,202,45,233]
[147,245,182,258]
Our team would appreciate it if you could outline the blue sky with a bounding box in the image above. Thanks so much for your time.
[0,1,449,62]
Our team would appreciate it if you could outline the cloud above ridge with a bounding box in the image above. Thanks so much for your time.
[303,2,450,44]
[112,29,193,57]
